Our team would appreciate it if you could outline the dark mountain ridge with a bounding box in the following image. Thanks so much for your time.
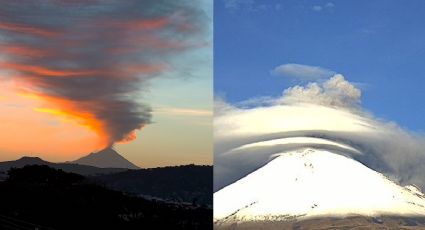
[72,148,140,169]
[0,156,213,206]
[0,156,128,177]
[94,164,213,205]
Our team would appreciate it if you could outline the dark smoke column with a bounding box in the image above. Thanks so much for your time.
[0,0,208,146]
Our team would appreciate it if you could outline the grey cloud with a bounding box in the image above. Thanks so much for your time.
[0,0,208,145]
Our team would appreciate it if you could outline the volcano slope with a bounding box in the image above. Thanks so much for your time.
[214,148,425,229]
[214,76,425,229]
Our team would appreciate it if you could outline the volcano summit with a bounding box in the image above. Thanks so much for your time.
[214,76,425,229]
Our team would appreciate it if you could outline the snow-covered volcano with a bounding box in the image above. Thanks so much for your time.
[214,148,425,223]
[214,76,425,228]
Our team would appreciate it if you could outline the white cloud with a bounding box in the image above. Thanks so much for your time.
[325,2,335,8]
[223,0,280,12]
[153,107,212,117]
[271,63,336,81]
[312,5,323,11]
[312,2,335,12]
[281,74,361,108]
[223,0,254,10]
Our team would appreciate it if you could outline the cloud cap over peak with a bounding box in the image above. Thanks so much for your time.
[214,75,425,193]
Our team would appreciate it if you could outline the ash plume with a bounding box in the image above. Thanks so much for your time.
[0,0,208,146]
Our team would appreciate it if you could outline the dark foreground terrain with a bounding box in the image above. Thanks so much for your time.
[215,215,425,230]
[0,165,212,230]
[0,157,213,207]
[93,164,212,205]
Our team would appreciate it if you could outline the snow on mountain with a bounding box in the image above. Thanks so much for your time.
[214,148,425,223]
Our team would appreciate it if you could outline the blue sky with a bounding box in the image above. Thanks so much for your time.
[214,0,425,132]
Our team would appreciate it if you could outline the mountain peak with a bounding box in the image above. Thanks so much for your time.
[16,156,46,164]
[214,148,425,223]
[73,148,139,169]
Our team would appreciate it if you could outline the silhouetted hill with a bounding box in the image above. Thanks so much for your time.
[0,156,48,169]
[7,165,85,185]
[0,158,213,206]
[0,165,212,230]
[73,148,140,169]
[0,156,128,176]
[94,164,213,205]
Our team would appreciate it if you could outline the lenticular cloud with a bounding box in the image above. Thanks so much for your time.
[214,75,425,192]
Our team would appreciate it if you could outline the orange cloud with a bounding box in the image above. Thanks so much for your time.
[0,62,100,77]
[0,22,61,37]
[0,61,166,79]
[0,87,103,162]
[116,130,138,144]
[1,44,51,57]
[118,18,169,30]
[27,93,110,147]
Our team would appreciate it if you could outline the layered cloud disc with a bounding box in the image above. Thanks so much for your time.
[214,75,425,192]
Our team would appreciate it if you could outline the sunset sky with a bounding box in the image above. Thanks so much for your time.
[0,0,212,167]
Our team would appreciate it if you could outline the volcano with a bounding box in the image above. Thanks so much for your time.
[73,148,139,169]
[214,148,425,229]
